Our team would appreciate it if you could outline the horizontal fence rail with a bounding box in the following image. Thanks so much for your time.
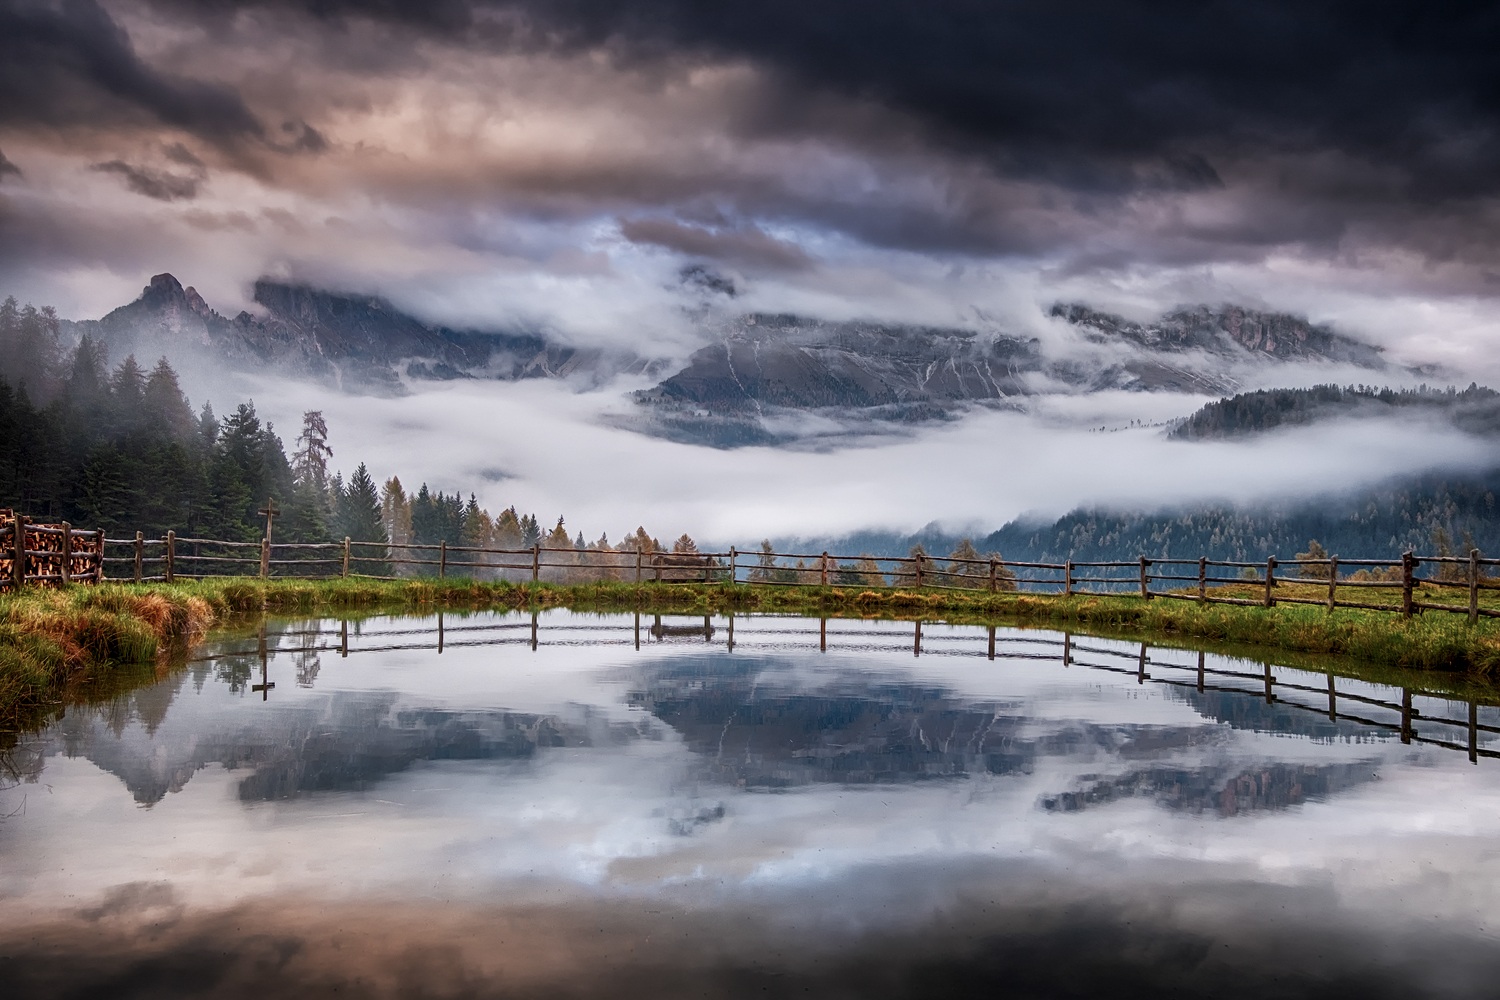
[53,522,1500,625]
[212,613,1500,766]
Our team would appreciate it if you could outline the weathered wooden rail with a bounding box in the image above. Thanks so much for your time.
[91,529,1500,624]
[204,613,1500,764]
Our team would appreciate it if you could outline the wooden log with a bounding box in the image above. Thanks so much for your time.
[1328,555,1338,612]
[635,547,642,583]
[11,514,23,590]
[440,540,447,579]
[1264,556,1276,608]
[1403,552,1414,618]
[820,551,829,586]
[730,547,737,584]
[1138,555,1149,599]
[989,557,998,593]
[914,554,923,589]
[1198,557,1206,604]
[1064,559,1073,597]
[260,536,270,579]
[1470,548,1480,626]
[60,521,71,585]
[342,537,351,578]
[532,543,540,582]
[165,530,175,583]
[135,531,144,582]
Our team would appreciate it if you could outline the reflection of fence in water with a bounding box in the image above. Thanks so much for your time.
[200,613,1500,766]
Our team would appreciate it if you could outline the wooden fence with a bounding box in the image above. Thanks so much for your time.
[0,512,104,591]
[88,531,1500,624]
[208,613,1500,764]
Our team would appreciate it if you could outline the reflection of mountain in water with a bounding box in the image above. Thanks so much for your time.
[629,656,1389,810]
[1043,761,1379,816]
[43,680,654,806]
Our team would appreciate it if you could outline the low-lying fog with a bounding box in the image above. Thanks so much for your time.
[228,372,1500,544]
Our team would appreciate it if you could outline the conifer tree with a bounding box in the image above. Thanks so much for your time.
[341,463,389,575]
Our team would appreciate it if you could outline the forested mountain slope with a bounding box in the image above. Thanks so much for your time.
[1173,383,1500,440]
[979,471,1500,565]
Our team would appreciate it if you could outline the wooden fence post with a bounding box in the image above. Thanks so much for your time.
[260,536,270,579]
[1402,552,1414,618]
[729,547,736,584]
[1470,548,1480,626]
[1264,556,1276,608]
[988,558,997,593]
[1138,556,1149,599]
[532,543,540,582]
[654,555,662,584]
[134,531,143,582]
[439,540,447,579]
[60,521,71,585]
[914,554,923,589]
[635,548,642,584]
[342,537,351,578]
[821,551,829,586]
[94,528,104,582]
[11,514,24,590]
[1328,555,1338,613]
[1064,559,1073,597]
[1198,557,1206,604]
[165,530,175,583]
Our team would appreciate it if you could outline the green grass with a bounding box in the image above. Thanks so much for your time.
[3,574,1499,746]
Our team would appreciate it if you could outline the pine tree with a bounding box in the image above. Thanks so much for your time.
[947,538,983,588]
[341,463,389,575]
[749,539,777,582]
[291,410,332,493]
[520,513,541,548]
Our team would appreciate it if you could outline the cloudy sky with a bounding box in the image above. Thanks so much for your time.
[4,0,1500,537]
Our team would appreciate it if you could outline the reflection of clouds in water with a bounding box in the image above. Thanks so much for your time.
[5,614,1500,995]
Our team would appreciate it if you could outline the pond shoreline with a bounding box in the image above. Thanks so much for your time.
[1,576,1496,740]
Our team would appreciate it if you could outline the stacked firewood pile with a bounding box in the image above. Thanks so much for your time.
[0,510,103,589]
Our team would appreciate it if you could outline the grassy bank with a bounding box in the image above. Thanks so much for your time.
[3,575,1499,741]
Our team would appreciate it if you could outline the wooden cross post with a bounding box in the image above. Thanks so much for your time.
[252,626,275,701]
[258,498,280,580]
[258,498,281,544]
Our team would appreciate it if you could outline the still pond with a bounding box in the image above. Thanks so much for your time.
[4,610,1500,998]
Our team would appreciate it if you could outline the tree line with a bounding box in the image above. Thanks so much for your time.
[1172,382,1500,440]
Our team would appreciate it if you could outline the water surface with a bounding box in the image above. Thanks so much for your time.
[4,611,1500,998]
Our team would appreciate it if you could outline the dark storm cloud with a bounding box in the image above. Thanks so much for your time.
[0,0,262,143]
[0,147,20,177]
[7,867,1500,1000]
[90,159,202,200]
[151,1,1500,201]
